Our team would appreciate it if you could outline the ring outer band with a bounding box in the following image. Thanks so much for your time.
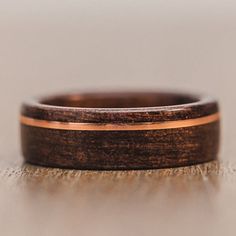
[20,92,220,170]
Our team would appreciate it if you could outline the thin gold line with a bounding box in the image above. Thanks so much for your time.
[20,113,220,131]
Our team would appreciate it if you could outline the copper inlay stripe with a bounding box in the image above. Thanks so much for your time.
[20,113,220,131]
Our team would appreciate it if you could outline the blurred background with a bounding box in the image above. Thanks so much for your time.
[0,0,235,165]
[1,2,236,235]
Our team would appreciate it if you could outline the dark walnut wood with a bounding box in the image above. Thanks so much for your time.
[20,91,220,170]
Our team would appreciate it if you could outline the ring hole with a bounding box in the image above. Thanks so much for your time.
[41,92,199,108]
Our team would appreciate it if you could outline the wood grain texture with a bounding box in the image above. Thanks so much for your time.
[20,92,220,169]
[1,160,236,236]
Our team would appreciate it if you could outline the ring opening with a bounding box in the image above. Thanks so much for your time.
[41,92,199,108]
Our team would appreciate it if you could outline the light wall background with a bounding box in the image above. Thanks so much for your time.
[0,0,235,164]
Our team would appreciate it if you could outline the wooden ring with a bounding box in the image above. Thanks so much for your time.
[20,91,220,170]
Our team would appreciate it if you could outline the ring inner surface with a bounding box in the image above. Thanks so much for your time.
[41,93,199,108]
